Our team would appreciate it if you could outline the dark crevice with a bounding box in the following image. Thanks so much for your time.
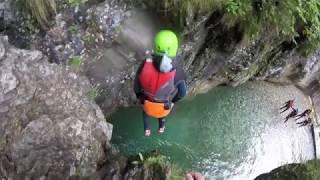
[279,20,308,52]
[201,10,244,54]
[1,25,30,49]
[253,0,263,13]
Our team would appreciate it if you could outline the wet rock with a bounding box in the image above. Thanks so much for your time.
[0,36,112,179]
[299,49,320,86]
[0,0,14,27]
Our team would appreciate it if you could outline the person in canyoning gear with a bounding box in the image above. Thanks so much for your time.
[297,117,313,127]
[295,109,312,121]
[134,30,187,136]
[280,99,295,113]
[284,108,299,123]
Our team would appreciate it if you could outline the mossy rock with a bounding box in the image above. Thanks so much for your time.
[125,150,186,180]
[68,56,82,67]
[255,160,320,180]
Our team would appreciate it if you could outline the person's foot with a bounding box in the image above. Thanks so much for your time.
[158,126,165,134]
[144,129,151,136]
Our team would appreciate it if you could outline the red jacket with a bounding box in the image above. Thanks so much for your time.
[138,59,176,102]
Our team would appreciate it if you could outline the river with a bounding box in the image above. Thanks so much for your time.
[110,82,315,179]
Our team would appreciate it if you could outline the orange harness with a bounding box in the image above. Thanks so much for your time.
[143,100,171,119]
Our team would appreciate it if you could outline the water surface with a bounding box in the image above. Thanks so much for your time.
[110,82,314,179]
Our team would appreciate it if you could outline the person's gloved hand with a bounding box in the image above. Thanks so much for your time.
[145,50,152,60]
[164,102,174,110]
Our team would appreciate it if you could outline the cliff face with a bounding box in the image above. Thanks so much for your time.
[2,0,319,114]
[0,36,113,179]
[179,12,320,94]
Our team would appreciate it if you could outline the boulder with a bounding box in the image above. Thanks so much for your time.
[0,36,112,179]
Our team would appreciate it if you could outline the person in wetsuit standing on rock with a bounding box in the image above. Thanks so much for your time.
[280,99,294,113]
[134,30,187,136]
[295,109,312,120]
[297,117,313,127]
[284,108,299,123]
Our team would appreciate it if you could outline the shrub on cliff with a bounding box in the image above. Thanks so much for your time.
[17,0,56,29]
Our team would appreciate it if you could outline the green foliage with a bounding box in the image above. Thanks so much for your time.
[84,13,102,48]
[143,155,185,179]
[86,12,102,33]
[170,164,186,180]
[143,155,168,167]
[304,160,320,179]
[17,0,56,29]
[23,14,38,32]
[87,85,100,99]
[225,0,250,17]
[161,0,320,54]
[295,0,320,54]
[67,0,88,7]
[68,56,82,67]
[163,0,223,15]
[128,151,185,179]
[82,34,96,47]
[68,25,79,34]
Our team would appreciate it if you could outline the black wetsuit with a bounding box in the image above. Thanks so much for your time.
[284,108,298,123]
[280,100,294,113]
[295,109,311,120]
[297,118,312,127]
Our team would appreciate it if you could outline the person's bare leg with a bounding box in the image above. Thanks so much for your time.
[158,118,166,134]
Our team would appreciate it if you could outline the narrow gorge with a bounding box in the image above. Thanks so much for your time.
[1,0,320,179]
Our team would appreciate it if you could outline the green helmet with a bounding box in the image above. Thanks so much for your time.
[154,30,178,58]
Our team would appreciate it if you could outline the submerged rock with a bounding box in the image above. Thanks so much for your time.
[0,36,113,179]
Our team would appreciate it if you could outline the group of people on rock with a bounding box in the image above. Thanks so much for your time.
[280,99,313,127]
